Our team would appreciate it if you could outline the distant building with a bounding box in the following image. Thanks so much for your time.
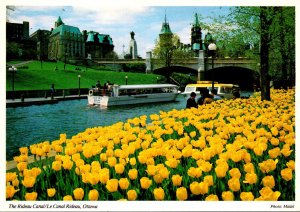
[159,14,173,46]
[30,29,51,60]
[6,21,29,42]
[48,16,85,60]
[128,31,138,59]
[83,30,114,59]
[6,21,36,60]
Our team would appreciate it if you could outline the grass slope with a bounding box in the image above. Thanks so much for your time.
[6,61,161,91]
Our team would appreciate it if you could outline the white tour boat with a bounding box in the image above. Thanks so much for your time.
[88,84,180,106]
[182,81,240,99]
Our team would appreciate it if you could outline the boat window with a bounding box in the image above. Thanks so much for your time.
[185,87,195,92]
[219,87,232,94]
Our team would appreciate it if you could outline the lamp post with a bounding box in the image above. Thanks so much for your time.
[197,67,201,81]
[8,66,17,100]
[156,77,159,84]
[78,75,81,96]
[125,76,128,85]
[208,43,217,90]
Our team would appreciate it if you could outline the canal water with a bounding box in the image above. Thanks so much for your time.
[6,92,252,160]
[6,95,187,160]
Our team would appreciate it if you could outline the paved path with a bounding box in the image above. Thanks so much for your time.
[7,60,33,67]
[6,95,88,107]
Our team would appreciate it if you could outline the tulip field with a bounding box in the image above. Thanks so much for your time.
[6,89,295,201]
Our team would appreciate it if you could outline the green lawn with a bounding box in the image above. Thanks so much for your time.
[6,61,162,91]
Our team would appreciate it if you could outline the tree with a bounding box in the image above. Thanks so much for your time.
[209,6,295,100]
[153,34,194,75]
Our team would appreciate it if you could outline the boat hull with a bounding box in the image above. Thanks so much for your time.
[88,93,180,107]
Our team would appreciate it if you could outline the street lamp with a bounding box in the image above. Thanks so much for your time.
[156,77,159,84]
[125,76,128,85]
[197,67,201,81]
[8,66,17,100]
[78,75,81,96]
[208,42,217,90]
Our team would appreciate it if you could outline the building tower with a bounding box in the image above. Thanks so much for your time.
[191,13,203,53]
[159,13,173,45]
[55,16,64,28]
[129,31,138,59]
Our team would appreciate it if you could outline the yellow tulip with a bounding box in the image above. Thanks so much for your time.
[153,187,165,200]
[128,168,138,180]
[129,158,136,166]
[259,187,281,201]
[106,179,119,192]
[205,194,219,201]
[73,188,84,200]
[281,148,293,157]
[262,176,275,188]
[204,175,213,187]
[62,159,74,170]
[17,162,27,172]
[119,178,130,190]
[281,168,293,181]
[286,160,295,170]
[215,165,227,178]
[243,163,255,173]
[243,172,257,184]
[19,146,29,155]
[222,191,234,201]
[63,195,73,201]
[100,153,107,162]
[25,192,38,201]
[115,163,125,174]
[140,177,152,189]
[12,178,19,187]
[47,188,56,198]
[268,147,281,159]
[228,178,240,192]
[188,167,202,178]
[6,185,19,199]
[159,167,170,179]
[52,161,62,171]
[6,172,17,183]
[108,157,117,167]
[22,176,36,188]
[258,159,278,173]
[176,187,188,201]
[127,190,137,200]
[240,192,254,201]
[88,189,99,201]
[229,168,241,179]
[171,174,182,186]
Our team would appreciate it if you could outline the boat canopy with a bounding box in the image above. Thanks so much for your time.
[116,84,178,90]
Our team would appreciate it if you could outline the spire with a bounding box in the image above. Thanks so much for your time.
[55,16,64,28]
[193,13,200,27]
[160,12,172,35]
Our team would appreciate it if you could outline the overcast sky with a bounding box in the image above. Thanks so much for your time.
[7,5,231,58]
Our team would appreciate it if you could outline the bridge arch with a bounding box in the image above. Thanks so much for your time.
[204,66,259,90]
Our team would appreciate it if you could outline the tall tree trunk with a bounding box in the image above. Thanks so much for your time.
[260,7,271,101]
[278,7,288,90]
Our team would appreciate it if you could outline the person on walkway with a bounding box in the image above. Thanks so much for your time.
[50,84,55,100]
[186,92,197,108]
[211,89,222,101]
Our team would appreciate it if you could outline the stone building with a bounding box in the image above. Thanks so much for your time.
[83,30,114,59]
[48,16,85,60]
[30,29,51,60]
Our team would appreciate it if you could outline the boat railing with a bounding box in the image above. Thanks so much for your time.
[89,88,112,96]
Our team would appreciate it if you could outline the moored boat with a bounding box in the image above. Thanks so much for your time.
[182,81,240,99]
[88,84,180,106]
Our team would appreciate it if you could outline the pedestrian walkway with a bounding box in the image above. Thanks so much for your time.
[6,95,87,107]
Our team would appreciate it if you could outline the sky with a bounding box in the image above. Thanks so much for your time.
[6,5,231,58]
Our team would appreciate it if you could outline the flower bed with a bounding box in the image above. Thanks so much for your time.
[6,89,295,201]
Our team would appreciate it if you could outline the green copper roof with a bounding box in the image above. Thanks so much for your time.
[193,13,200,27]
[160,14,172,35]
[86,31,113,45]
[50,24,81,36]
